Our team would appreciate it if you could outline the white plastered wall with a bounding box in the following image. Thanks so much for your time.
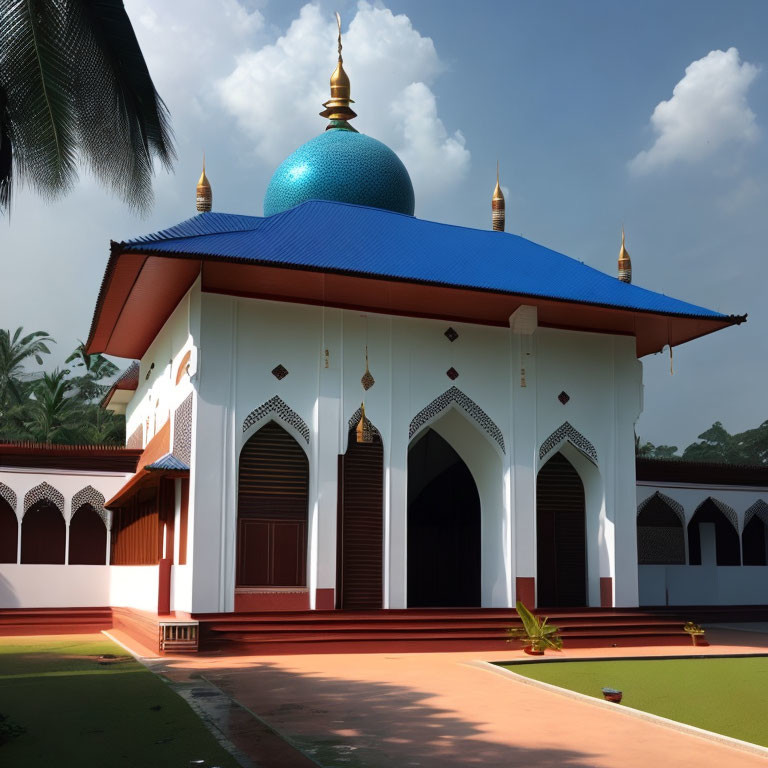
[187,293,644,613]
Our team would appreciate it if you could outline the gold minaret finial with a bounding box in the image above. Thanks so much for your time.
[319,12,357,130]
[618,226,632,283]
[196,154,212,213]
[492,161,505,232]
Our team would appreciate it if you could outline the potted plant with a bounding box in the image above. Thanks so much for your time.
[683,621,708,646]
[602,687,623,703]
[507,600,563,655]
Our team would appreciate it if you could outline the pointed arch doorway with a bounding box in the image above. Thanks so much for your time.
[407,428,481,607]
[337,420,384,609]
[536,452,586,607]
[237,421,309,588]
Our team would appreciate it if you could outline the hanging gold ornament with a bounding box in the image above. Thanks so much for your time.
[356,401,373,443]
[361,345,375,390]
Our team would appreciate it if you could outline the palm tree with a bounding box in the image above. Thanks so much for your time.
[0,0,175,213]
[23,369,83,443]
[0,327,54,415]
[65,341,118,402]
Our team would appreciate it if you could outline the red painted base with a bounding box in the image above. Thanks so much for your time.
[234,589,310,612]
[515,577,535,608]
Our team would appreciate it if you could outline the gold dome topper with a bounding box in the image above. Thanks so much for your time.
[492,161,505,232]
[196,155,212,213]
[356,401,373,443]
[320,12,358,129]
[618,227,632,283]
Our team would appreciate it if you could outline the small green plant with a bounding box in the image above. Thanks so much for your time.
[507,600,563,654]
[683,621,707,646]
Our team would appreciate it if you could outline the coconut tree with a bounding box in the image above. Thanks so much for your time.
[0,327,54,415]
[22,369,83,443]
[0,0,175,213]
[65,341,118,402]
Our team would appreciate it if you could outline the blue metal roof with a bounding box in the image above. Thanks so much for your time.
[122,200,728,319]
[144,453,189,472]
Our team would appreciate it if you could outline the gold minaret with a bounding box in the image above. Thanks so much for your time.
[356,401,373,443]
[618,227,632,283]
[196,156,212,212]
[319,12,357,130]
[492,162,505,232]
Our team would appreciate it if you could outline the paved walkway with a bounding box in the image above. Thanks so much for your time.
[152,627,768,767]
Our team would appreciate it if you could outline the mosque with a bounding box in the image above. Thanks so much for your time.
[1,17,765,651]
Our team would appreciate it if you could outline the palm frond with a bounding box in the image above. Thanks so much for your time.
[0,83,13,210]
[0,0,80,204]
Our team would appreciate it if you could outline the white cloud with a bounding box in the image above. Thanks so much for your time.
[217,2,470,209]
[630,48,759,174]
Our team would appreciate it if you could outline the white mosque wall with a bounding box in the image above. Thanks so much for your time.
[189,293,644,613]
[108,566,159,612]
[636,482,768,605]
[125,289,196,449]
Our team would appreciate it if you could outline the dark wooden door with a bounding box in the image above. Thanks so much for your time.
[536,453,586,607]
[337,430,384,609]
[237,421,308,587]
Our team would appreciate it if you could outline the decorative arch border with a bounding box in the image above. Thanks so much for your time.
[72,486,109,529]
[242,395,310,444]
[693,496,738,531]
[23,482,65,516]
[0,482,17,512]
[539,421,597,465]
[408,386,505,454]
[347,407,382,439]
[637,491,685,526]
[744,499,768,530]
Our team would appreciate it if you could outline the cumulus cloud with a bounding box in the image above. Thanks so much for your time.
[217,2,470,208]
[630,48,759,174]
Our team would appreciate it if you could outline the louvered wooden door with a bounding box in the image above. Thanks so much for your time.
[237,421,308,587]
[337,431,384,609]
[536,453,586,607]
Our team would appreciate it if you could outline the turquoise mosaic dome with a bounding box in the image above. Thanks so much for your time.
[264,128,415,217]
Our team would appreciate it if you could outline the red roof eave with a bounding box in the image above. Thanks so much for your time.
[86,248,746,360]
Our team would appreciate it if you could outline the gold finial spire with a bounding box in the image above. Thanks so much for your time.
[319,12,357,130]
[618,226,632,283]
[356,401,373,443]
[492,161,505,232]
[196,154,212,213]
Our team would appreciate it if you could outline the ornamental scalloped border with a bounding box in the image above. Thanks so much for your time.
[695,496,738,532]
[0,482,17,512]
[408,386,505,454]
[744,499,768,530]
[242,395,310,444]
[24,482,65,515]
[539,421,597,464]
[173,392,194,466]
[72,485,109,529]
[347,407,382,438]
[637,491,685,526]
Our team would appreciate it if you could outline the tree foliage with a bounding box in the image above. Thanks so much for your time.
[0,0,175,212]
[0,327,124,445]
[637,420,768,466]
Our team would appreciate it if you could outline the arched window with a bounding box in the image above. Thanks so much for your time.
[237,421,309,587]
[0,497,17,563]
[69,504,107,565]
[21,501,66,564]
[688,499,740,566]
[637,493,685,564]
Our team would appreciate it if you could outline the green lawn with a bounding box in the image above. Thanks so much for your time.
[0,635,240,767]
[502,657,768,747]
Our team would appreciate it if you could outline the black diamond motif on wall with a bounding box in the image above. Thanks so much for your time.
[444,327,459,342]
[558,391,570,405]
[271,364,289,380]
[446,367,459,381]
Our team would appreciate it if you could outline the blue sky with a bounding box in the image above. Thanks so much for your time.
[1,0,766,450]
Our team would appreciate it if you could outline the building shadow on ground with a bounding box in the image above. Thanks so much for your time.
[160,656,602,768]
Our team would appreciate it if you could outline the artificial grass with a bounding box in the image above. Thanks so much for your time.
[0,635,240,767]
[503,657,768,747]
